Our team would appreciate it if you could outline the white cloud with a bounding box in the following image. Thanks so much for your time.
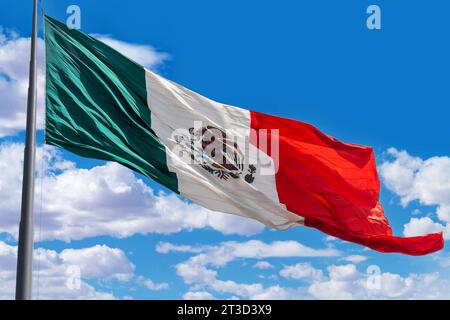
[0,142,264,241]
[170,240,339,289]
[183,291,216,300]
[327,264,359,282]
[160,240,339,269]
[0,241,167,299]
[157,240,338,299]
[0,28,167,138]
[0,31,45,137]
[0,242,126,299]
[308,264,359,300]
[143,279,169,291]
[380,148,450,238]
[340,255,368,264]
[59,245,135,281]
[162,239,450,300]
[253,261,274,270]
[403,217,448,240]
[308,264,448,300]
[280,263,323,281]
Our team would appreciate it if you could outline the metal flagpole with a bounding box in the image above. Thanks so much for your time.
[15,0,38,300]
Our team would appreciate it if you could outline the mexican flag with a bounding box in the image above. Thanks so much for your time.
[44,16,443,255]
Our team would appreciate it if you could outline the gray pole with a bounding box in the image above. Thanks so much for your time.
[15,0,38,300]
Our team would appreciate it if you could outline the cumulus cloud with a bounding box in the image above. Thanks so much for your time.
[0,142,264,241]
[158,240,338,299]
[403,217,448,239]
[0,28,167,138]
[0,241,168,299]
[159,240,339,267]
[280,263,323,281]
[308,264,447,300]
[0,30,45,137]
[0,242,122,299]
[143,279,169,291]
[380,148,450,239]
[161,239,449,300]
[59,245,135,281]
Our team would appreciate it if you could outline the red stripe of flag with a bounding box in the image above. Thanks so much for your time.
[250,110,444,255]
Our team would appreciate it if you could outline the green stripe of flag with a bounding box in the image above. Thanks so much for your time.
[45,16,178,192]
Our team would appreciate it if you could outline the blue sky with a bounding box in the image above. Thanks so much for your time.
[0,0,449,299]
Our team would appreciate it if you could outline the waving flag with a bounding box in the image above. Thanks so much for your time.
[44,16,443,255]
